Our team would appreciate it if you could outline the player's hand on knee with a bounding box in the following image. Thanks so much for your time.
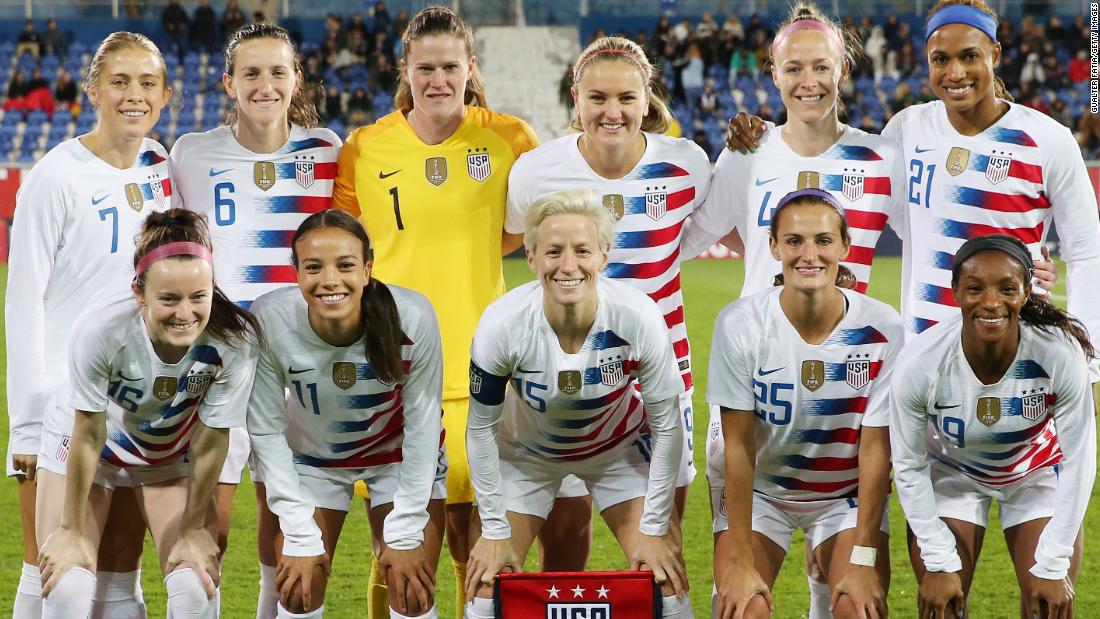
[12,454,37,481]
[1022,574,1074,619]
[166,527,221,599]
[38,527,96,597]
[381,544,435,616]
[1031,245,1058,296]
[724,113,767,154]
[918,571,965,619]
[630,532,687,599]
[276,553,330,612]
[831,564,886,619]
[713,559,772,619]
[465,537,519,602]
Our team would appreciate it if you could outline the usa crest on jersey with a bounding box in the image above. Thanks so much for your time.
[467,148,491,182]
[644,187,666,221]
[985,153,1011,185]
[150,176,166,207]
[845,355,870,390]
[185,372,213,395]
[1021,392,1047,420]
[599,356,624,386]
[295,156,315,189]
[842,172,864,201]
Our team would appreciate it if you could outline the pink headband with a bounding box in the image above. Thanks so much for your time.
[771,19,845,55]
[574,48,647,81]
[135,241,213,279]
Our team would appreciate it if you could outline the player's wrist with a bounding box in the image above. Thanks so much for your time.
[850,545,877,567]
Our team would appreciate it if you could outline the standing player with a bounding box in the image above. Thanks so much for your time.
[35,209,259,619]
[708,190,901,619]
[463,189,691,619]
[891,235,1096,619]
[882,0,1100,347]
[248,210,446,619]
[332,7,539,615]
[168,23,341,616]
[506,35,708,534]
[5,32,173,618]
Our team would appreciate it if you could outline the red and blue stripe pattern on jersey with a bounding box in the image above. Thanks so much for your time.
[791,427,860,445]
[823,145,883,161]
[238,265,296,284]
[613,219,686,249]
[918,283,958,307]
[243,230,296,249]
[1007,360,1050,379]
[605,249,680,279]
[934,218,1045,244]
[623,162,689,180]
[278,138,336,153]
[138,178,172,201]
[621,186,695,216]
[823,326,888,346]
[138,150,167,166]
[256,195,333,215]
[824,360,884,381]
[274,161,338,180]
[966,154,1044,183]
[801,396,869,416]
[764,474,859,497]
[819,173,891,195]
[945,186,1050,213]
[529,383,646,461]
[986,127,1038,148]
[587,329,630,350]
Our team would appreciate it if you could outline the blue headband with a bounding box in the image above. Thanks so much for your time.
[775,188,845,214]
[925,4,998,43]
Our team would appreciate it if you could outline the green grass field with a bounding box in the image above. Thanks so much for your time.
[1,258,1098,618]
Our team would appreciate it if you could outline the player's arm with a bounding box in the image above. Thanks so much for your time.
[332,135,362,217]
[501,232,524,256]
[680,148,743,259]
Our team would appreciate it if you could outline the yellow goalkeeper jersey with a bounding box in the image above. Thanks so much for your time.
[334,106,538,399]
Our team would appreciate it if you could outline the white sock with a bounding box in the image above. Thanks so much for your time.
[92,569,147,619]
[808,573,833,619]
[463,597,494,619]
[662,594,694,619]
[164,568,215,619]
[391,605,438,618]
[42,566,96,619]
[13,562,43,619]
[275,603,324,618]
[257,563,278,619]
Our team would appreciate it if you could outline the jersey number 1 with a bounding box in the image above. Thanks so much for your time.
[389,187,405,230]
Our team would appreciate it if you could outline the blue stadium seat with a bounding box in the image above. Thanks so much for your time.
[41,54,61,71]
[69,41,89,57]
[27,110,48,125]
[327,119,345,138]
[0,113,20,127]
[200,114,221,130]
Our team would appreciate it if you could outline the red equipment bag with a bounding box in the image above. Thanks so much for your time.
[494,570,661,618]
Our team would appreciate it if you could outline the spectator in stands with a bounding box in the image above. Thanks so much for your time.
[393,9,409,39]
[697,12,718,40]
[162,0,190,56]
[190,0,219,53]
[40,18,68,56]
[692,129,713,157]
[345,86,373,126]
[884,13,902,50]
[1068,50,1090,83]
[371,0,392,36]
[857,16,874,43]
[1019,51,1044,86]
[1078,111,1100,158]
[1069,13,1088,54]
[897,41,918,77]
[891,81,917,114]
[53,68,77,115]
[722,14,743,42]
[670,18,691,44]
[16,20,40,59]
[654,15,672,45]
[324,83,343,123]
[729,44,757,77]
[3,69,29,113]
[744,14,766,44]
[698,81,719,118]
[1050,99,1073,128]
[371,52,396,94]
[221,0,247,40]
[559,63,574,124]
[1041,54,1066,90]
[678,43,705,107]
[346,12,367,39]
[324,13,346,53]
[1022,90,1050,116]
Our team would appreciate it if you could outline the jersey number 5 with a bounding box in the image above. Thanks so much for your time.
[752,379,794,425]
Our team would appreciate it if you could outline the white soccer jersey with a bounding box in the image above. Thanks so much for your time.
[169,125,342,308]
[891,317,1096,579]
[682,125,903,297]
[467,278,683,539]
[66,294,255,468]
[882,101,1100,342]
[505,132,712,390]
[707,287,903,501]
[247,285,443,556]
[6,138,171,464]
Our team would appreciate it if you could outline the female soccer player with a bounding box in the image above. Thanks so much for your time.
[35,209,259,619]
[463,189,691,619]
[168,23,341,616]
[891,234,1096,619]
[708,189,902,619]
[506,35,709,529]
[5,31,173,617]
[248,210,445,619]
[332,7,540,614]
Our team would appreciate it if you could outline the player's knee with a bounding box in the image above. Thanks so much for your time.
[744,594,772,619]
[164,567,214,618]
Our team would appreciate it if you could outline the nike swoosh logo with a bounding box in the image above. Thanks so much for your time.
[915,146,935,153]
[288,367,313,375]
[515,368,539,374]
[209,168,232,177]
[118,373,142,382]
[379,170,401,179]
[757,367,784,376]
[91,193,110,205]
[754,177,778,186]
[934,402,960,410]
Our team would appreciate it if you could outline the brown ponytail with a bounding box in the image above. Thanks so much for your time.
[224,23,321,128]
[1020,297,1095,359]
[394,6,488,113]
[134,209,263,348]
[290,210,405,384]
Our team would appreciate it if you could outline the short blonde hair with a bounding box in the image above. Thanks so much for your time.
[523,188,614,254]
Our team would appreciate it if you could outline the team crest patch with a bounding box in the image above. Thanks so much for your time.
[124,183,144,211]
[644,186,667,220]
[599,356,624,386]
[295,155,315,189]
[797,171,820,189]
[1021,391,1047,421]
[470,367,482,395]
[466,147,490,182]
[845,354,870,390]
[254,161,276,191]
[602,194,625,221]
[332,362,356,390]
[976,396,1000,427]
[842,170,864,201]
[150,176,166,207]
[947,147,970,176]
[546,602,612,618]
[425,157,448,186]
[985,152,1011,185]
[801,360,825,392]
[558,370,582,395]
[153,376,178,401]
[56,435,70,463]
[185,373,213,395]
